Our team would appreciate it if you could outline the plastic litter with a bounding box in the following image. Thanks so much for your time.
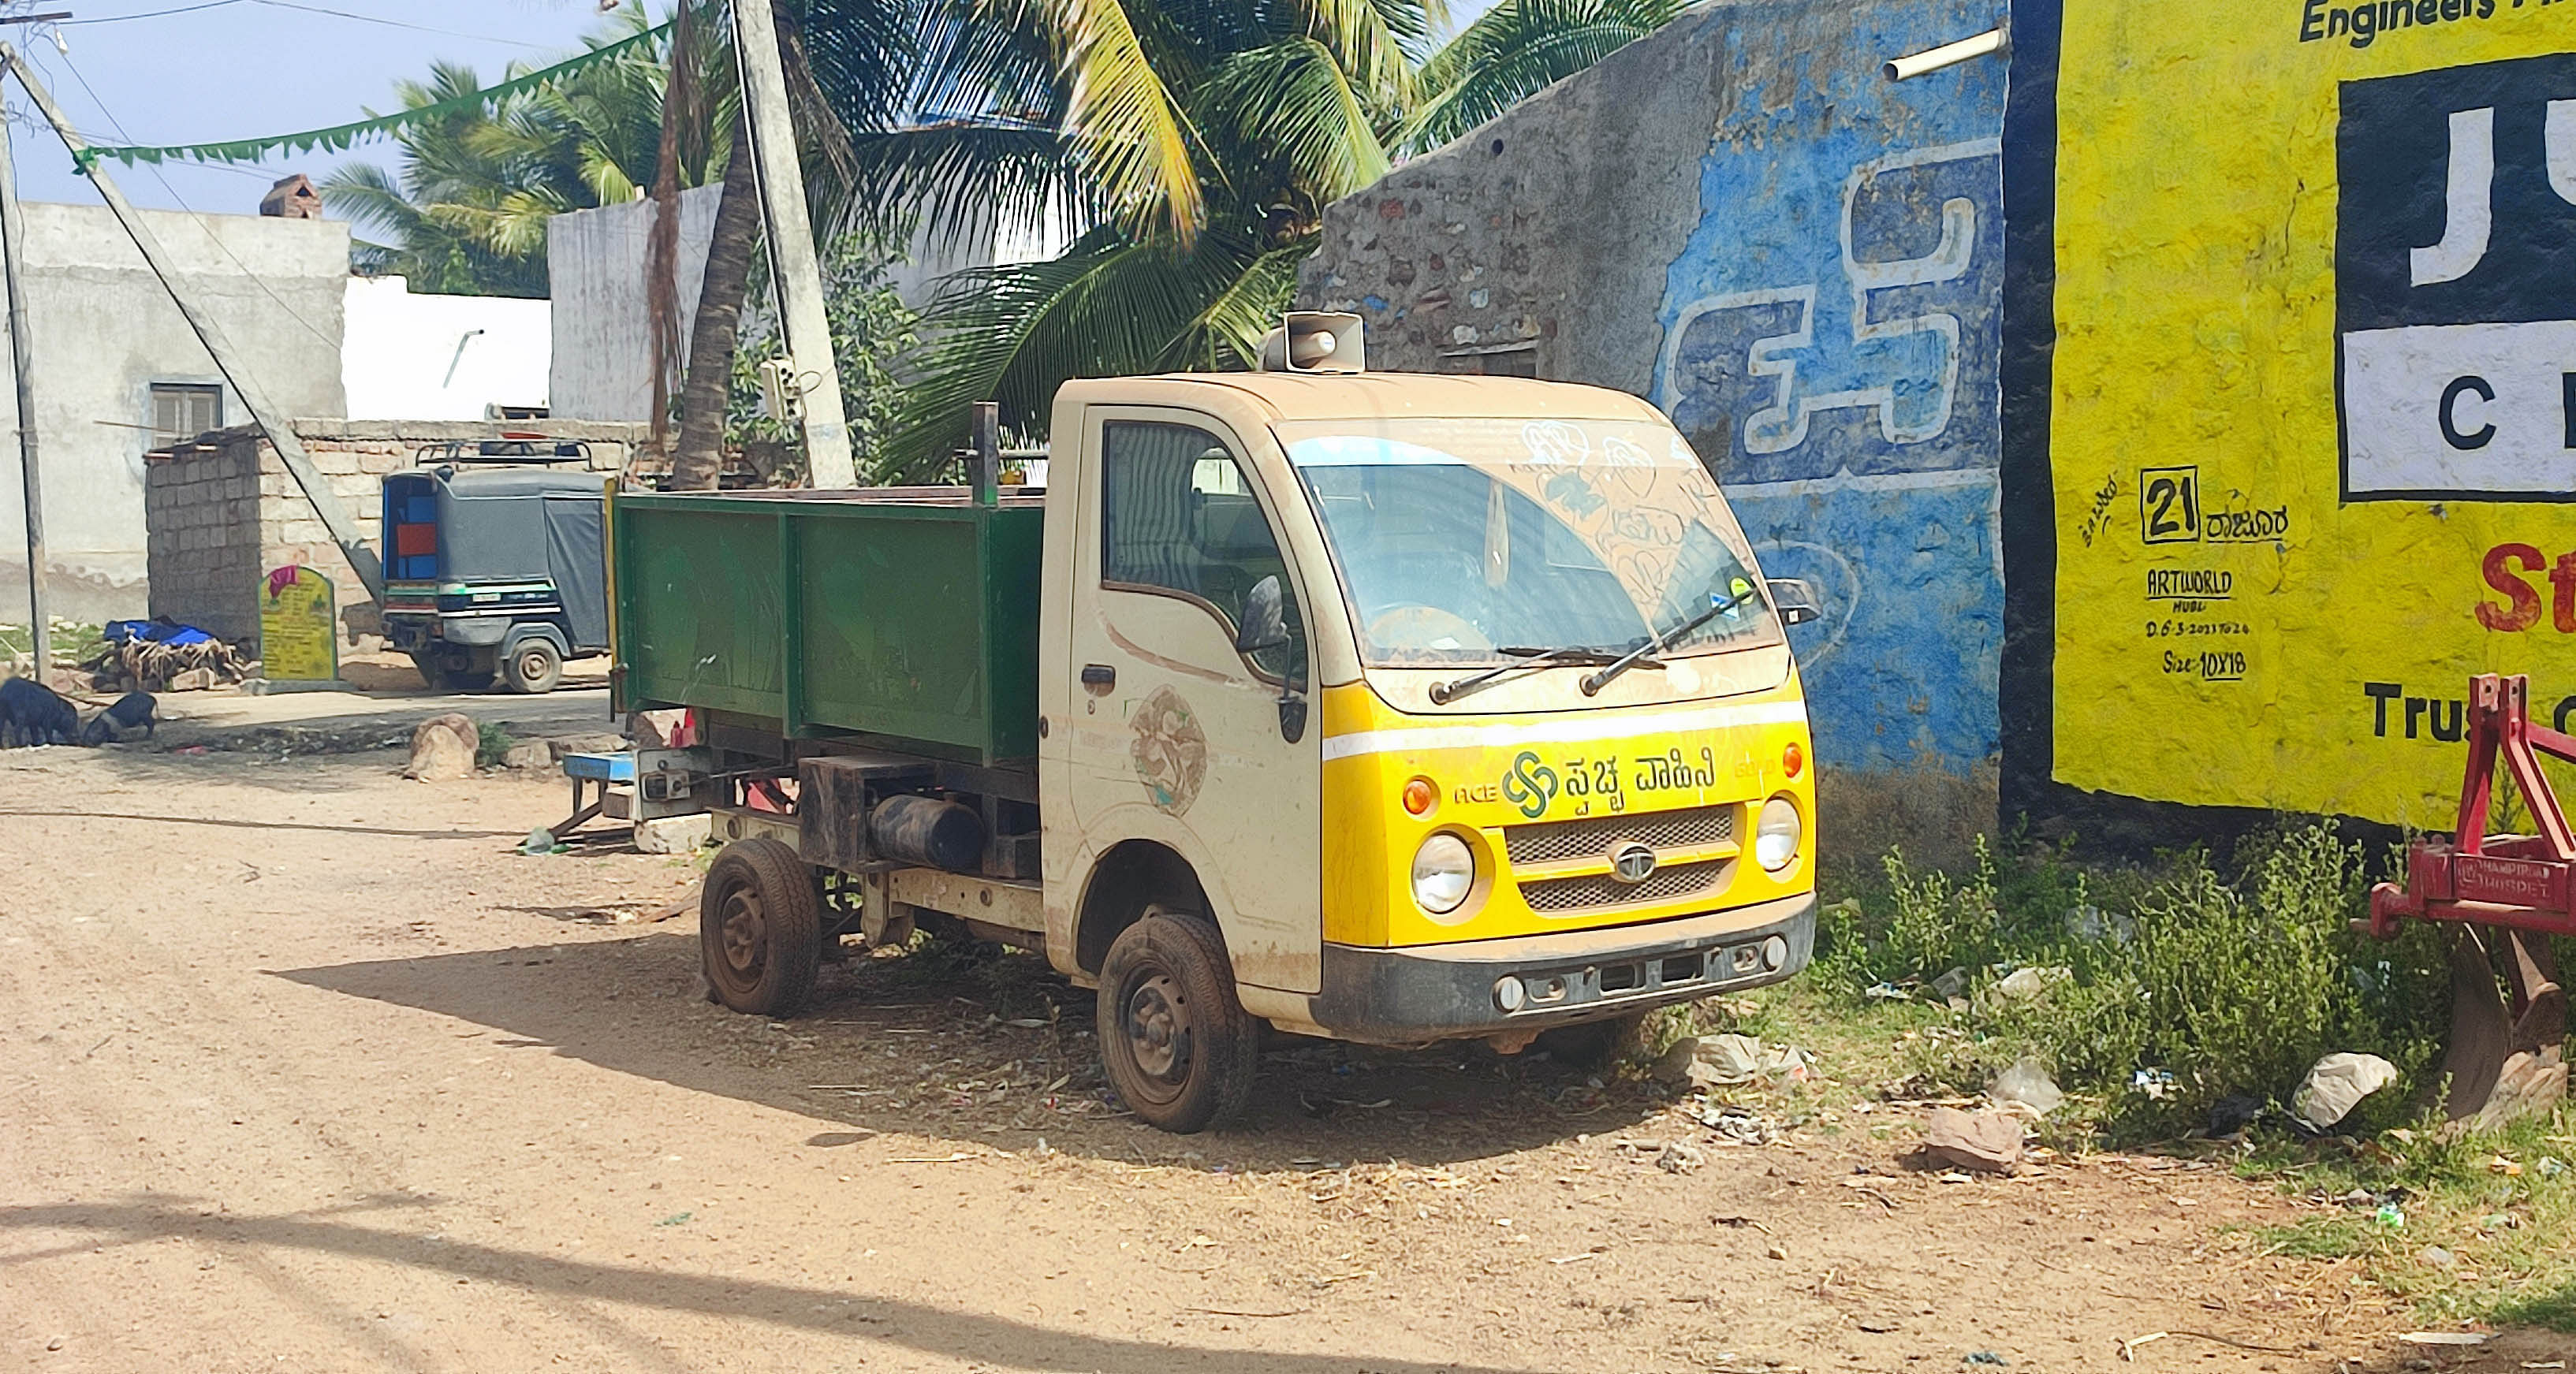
[1653,1033,1810,1089]
[2207,1094,2263,1136]
[1990,966,2072,1001]
[1988,1058,2063,1116]
[2374,1203,2406,1230]
[520,826,565,855]
[2291,1052,2399,1131]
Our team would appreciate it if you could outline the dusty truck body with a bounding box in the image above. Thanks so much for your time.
[612,333,1820,1131]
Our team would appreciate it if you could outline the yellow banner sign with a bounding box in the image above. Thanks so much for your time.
[260,565,338,683]
[2025,0,2576,826]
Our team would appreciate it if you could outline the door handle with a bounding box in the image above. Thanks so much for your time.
[1080,663,1117,691]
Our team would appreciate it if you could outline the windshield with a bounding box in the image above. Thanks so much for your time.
[1278,417,1779,667]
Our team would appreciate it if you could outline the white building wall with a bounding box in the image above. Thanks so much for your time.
[0,202,348,624]
[546,188,1072,423]
[546,185,719,423]
[341,276,551,420]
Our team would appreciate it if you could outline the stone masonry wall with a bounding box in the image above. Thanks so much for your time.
[145,419,651,657]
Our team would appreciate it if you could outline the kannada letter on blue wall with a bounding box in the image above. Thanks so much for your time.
[1653,0,2006,773]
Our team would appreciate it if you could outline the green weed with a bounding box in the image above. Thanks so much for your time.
[474,722,516,769]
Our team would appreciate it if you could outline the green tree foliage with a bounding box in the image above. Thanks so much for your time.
[322,6,735,297]
[797,0,1692,473]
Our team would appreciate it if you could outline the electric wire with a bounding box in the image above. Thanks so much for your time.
[42,44,340,350]
[58,0,247,24]
[248,2,549,50]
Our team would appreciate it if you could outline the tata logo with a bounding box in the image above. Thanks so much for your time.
[1610,841,1658,885]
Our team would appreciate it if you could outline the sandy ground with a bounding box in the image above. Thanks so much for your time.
[0,729,2562,1372]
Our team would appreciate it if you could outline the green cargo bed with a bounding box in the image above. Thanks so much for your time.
[610,488,1046,764]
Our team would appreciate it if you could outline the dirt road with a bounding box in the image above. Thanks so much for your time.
[0,738,2543,1372]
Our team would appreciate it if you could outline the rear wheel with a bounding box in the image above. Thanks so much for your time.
[1096,909,1259,1134]
[502,637,563,694]
[699,838,822,1016]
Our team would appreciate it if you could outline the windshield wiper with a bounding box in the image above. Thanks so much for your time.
[1579,585,1761,696]
[1429,646,1631,706]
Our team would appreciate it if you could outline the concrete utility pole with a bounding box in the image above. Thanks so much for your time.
[729,0,856,488]
[0,92,47,674]
[0,43,386,601]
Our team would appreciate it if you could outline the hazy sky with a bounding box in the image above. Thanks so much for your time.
[2,0,1499,229]
[6,1,658,218]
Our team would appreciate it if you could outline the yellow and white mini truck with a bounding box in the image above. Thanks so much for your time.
[610,315,1821,1132]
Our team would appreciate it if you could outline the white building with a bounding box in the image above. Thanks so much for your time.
[341,276,551,421]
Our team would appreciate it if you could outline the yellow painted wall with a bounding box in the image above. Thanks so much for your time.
[2047,1,2576,825]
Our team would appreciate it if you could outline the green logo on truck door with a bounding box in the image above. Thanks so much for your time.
[1501,750,1559,819]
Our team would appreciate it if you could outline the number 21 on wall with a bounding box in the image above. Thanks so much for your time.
[2141,466,2201,545]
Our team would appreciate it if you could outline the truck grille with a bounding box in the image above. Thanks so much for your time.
[1501,806,1735,866]
[1518,858,1733,913]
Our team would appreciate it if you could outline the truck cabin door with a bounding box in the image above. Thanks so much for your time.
[1063,413,1322,994]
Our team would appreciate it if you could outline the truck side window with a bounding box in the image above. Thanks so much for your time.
[1101,420,1306,683]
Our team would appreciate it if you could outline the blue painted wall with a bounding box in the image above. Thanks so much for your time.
[1652,0,2007,774]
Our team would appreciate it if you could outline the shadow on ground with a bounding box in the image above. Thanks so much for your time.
[274,932,1677,1170]
[0,1193,1540,1374]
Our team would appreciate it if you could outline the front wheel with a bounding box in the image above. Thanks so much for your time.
[502,637,563,694]
[699,838,822,1016]
[1096,909,1259,1134]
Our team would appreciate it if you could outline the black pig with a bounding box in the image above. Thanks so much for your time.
[0,676,78,747]
[80,691,157,745]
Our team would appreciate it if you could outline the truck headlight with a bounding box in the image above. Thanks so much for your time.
[1411,832,1474,915]
[1755,796,1802,873]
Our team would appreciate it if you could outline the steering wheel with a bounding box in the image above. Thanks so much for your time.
[1366,604,1491,653]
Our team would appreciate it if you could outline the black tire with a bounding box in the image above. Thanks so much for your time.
[1534,1011,1650,1070]
[1096,908,1260,1134]
[501,637,563,694]
[699,838,823,1016]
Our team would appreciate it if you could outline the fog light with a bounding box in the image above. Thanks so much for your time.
[1755,795,1802,873]
[1411,832,1474,915]
[1761,935,1789,970]
[1402,776,1437,817]
[1783,742,1803,779]
[1494,974,1527,1012]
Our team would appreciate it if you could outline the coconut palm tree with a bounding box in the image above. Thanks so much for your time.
[790,0,1691,475]
[322,6,736,298]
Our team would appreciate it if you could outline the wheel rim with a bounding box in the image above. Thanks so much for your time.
[718,884,767,985]
[1120,969,1192,1104]
[516,648,550,681]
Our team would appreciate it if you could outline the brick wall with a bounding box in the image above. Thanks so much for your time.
[144,419,651,657]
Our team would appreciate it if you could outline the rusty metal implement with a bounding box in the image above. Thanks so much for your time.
[2365,673,2570,1126]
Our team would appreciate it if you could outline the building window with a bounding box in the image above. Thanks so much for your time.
[150,384,222,450]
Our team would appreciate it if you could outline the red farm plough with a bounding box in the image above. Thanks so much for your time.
[2365,674,2570,1129]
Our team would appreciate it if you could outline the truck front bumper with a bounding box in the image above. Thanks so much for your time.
[1307,893,1814,1044]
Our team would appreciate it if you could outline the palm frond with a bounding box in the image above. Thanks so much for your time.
[1407,0,1683,152]
[883,224,1274,473]
[1195,38,1389,207]
[979,0,1203,240]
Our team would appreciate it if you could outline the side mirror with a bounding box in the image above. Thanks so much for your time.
[1236,575,1291,654]
[1768,578,1822,627]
